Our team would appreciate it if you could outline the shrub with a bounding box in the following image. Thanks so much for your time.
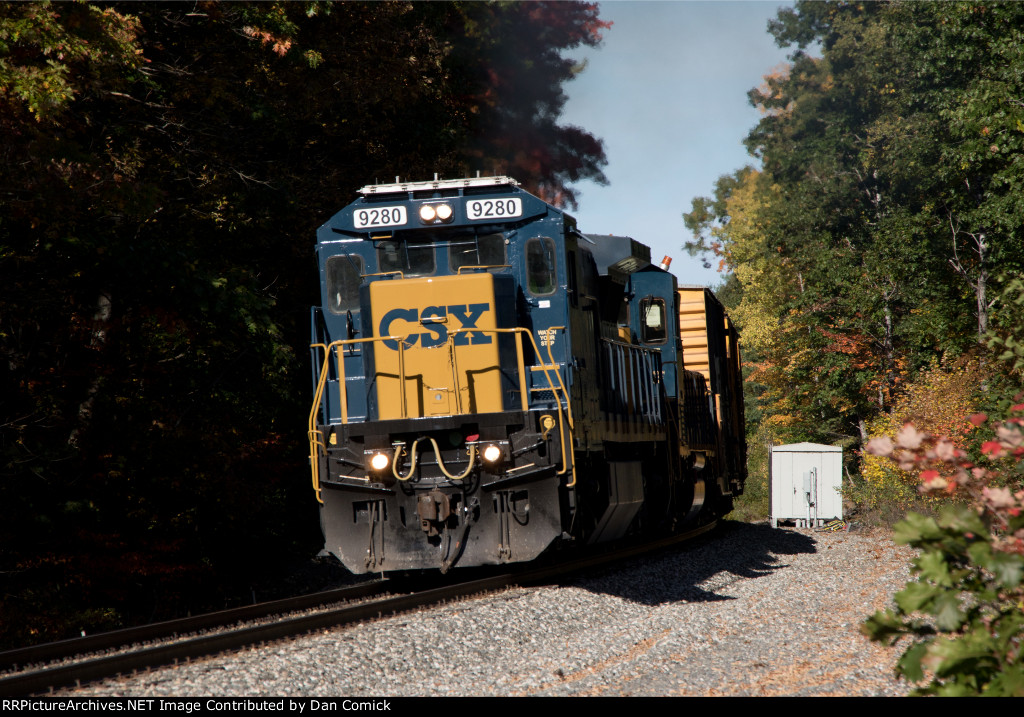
[730,421,778,522]
[861,408,1024,695]
[855,357,988,516]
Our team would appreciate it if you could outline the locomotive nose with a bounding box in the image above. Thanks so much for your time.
[369,273,512,420]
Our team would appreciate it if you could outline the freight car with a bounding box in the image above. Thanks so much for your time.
[308,176,746,573]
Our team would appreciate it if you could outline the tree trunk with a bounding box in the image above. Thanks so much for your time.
[68,292,113,447]
[976,260,988,343]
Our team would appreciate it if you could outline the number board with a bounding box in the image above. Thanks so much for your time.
[354,206,407,229]
[467,198,523,221]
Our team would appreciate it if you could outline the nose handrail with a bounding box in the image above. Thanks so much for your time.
[307,326,575,503]
[308,335,404,504]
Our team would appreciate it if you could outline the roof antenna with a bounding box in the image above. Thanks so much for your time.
[395,176,400,183]
[476,170,481,178]
[434,172,439,181]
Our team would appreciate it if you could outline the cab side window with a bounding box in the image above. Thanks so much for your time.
[326,255,363,314]
[641,296,668,344]
[526,237,557,296]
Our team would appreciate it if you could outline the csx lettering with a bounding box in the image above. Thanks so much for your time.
[379,303,492,350]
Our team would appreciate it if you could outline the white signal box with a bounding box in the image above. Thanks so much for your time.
[770,443,843,528]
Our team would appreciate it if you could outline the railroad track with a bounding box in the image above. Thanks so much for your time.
[0,521,718,696]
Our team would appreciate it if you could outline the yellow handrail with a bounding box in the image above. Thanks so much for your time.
[308,342,328,504]
[308,334,403,504]
[542,327,576,487]
[446,326,576,488]
[456,264,511,274]
[308,325,576,502]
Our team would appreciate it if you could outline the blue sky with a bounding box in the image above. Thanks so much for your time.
[559,1,793,287]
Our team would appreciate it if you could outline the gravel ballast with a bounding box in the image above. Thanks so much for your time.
[65,520,916,697]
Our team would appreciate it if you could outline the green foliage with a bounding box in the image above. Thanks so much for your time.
[0,2,144,119]
[858,239,1024,695]
[728,420,779,522]
[863,504,1024,695]
[686,1,1024,456]
[987,274,1024,376]
[680,2,1024,690]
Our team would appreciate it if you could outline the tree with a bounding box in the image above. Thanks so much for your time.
[0,0,610,646]
[684,1,1024,451]
[877,2,1024,342]
[451,2,610,207]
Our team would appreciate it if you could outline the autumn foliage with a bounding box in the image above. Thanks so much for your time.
[690,1,1024,452]
[862,405,1024,695]
[859,358,990,509]
[679,0,1024,693]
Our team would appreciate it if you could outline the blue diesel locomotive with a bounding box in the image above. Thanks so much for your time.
[308,176,746,573]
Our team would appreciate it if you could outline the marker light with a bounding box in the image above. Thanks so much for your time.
[482,444,503,464]
[435,203,454,221]
[419,205,437,222]
[369,452,391,471]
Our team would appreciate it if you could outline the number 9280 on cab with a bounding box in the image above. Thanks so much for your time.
[308,176,747,574]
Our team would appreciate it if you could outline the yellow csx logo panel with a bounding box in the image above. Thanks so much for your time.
[371,274,503,419]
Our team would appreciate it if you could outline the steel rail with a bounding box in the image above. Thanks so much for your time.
[0,521,718,697]
[0,579,387,675]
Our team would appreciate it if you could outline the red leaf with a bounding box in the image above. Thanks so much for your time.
[981,441,1004,457]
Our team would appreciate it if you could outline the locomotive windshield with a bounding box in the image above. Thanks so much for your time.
[449,232,506,271]
[375,232,508,277]
[377,238,435,277]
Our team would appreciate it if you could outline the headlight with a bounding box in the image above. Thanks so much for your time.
[418,203,454,224]
[482,444,503,464]
[369,452,391,471]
